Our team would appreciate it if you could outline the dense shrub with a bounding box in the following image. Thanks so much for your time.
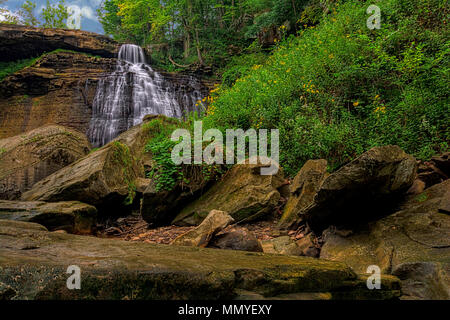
[203,0,449,176]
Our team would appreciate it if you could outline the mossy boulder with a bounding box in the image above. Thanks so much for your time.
[20,117,168,216]
[0,200,96,234]
[0,220,400,300]
[278,159,328,229]
[172,157,286,226]
[0,125,91,200]
[320,179,450,300]
[304,145,417,231]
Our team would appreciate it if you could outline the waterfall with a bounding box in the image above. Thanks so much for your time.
[87,44,204,148]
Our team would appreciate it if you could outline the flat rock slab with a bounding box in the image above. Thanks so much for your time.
[0,220,400,300]
[0,200,97,234]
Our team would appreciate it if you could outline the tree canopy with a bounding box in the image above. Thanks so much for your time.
[0,0,69,29]
[98,0,313,70]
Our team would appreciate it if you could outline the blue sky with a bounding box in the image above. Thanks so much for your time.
[2,0,104,33]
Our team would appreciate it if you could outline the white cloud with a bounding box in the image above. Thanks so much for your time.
[0,8,20,22]
[67,4,96,29]
[80,6,95,20]
[67,3,96,20]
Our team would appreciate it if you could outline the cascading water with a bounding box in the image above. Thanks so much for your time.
[88,44,204,147]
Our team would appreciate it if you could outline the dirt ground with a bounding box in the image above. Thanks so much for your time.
[97,214,308,244]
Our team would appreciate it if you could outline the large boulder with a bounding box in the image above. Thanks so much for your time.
[20,117,170,215]
[171,210,234,247]
[0,220,400,300]
[0,125,91,200]
[0,51,115,139]
[0,200,96,234]
[208,227,263,252]
[172,157,286,226]
[0,24,118,62]
[278,159,328,229]
[304,145,417,231]
[320,179,450,300]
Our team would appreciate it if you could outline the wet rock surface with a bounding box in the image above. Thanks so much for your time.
[261,236,303,256]
[0,220,401,300]
[140,164,218,227]
[20,121,153,215]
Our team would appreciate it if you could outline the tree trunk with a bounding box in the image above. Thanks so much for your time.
[183,19,191,59]
[194,28,204,65]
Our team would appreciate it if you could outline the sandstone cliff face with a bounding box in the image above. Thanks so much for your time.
[20,117,171,216]
[0,24,118,62]
[0,51,115,139]
[0,125,91,200]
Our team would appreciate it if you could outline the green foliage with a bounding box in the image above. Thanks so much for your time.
[143,117,225,192]
[204,0,449,176]
[18,1,39,26]
[0,0,20,24]
[98,0,311,71]
[97,0,127,42]
[0,57,39,81]
[40,0,69,28]
[0,49,101,82]
[220,51,268,87]
[143,118,185,192]
[0,0,68,28]
[48,48,102,59]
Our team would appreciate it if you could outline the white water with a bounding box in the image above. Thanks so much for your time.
[88,44,203,147]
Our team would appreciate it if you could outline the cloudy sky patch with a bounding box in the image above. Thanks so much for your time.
[1,0,104,33]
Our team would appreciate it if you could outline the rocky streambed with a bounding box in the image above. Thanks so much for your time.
[0,114,448,300]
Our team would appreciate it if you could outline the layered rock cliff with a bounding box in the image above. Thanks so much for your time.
[0,24,210,142]
[0,24,118,62]
[0,51,115,139]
